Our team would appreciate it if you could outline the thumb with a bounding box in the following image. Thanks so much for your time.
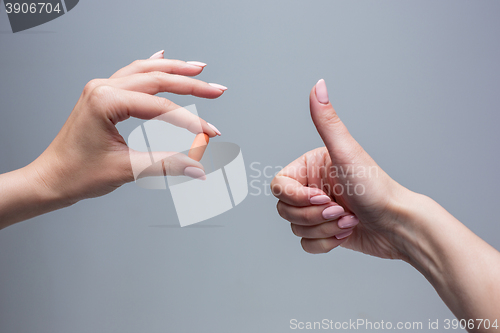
[128,149,207,181]
[310,79,364,165]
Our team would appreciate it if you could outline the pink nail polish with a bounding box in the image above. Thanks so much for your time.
[149,50,164,59]
[322,205,345,220]
[209,83,228,91]
[335,230,353,240]
[186,61,207,67]
[315,79,329,104]
[207,123,222,136]
[338,215,359,229]
[184,167,206,180]
[310,195,331,205]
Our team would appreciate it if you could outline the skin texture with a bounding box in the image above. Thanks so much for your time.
[0,54,226,229]
[271,80,500,332]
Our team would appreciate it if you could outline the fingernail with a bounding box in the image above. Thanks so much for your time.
[207,122,222,136]
[186,61,207,68]
[315,79,329,104]
[335,230,353,240]
[184,167,207,180]
[322,205,345,220]
[338,215,359,229]
[310,195,331,205]
[149,50,164,59]
[209,83,228,91]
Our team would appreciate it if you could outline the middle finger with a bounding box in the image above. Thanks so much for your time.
[107,72,226,98]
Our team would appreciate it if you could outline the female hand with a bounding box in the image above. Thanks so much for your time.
[271,80,500,328]
[0,51,226,227]
[271,79,412,258]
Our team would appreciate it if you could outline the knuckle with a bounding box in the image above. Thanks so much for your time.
[270,178,277,194]
[301,238,313,253]
[149,70,165,78]
[301,208,315,224]
[83,79,104,96]
[131,59,144,69]
[88,84,113,104]
[155,97,173,111]
[270,182,283,198]
[162,159,172,176]
[276,202,287,220]
[318,223,334,237]
[148,71,167,90]
[320,109,343,127]
[317,239,332,253]
[85,85,115,115]
[290,224,300,237]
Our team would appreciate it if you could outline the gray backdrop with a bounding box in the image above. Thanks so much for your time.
[1,1,499,332]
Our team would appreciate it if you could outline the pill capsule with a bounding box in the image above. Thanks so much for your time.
[188,133,210,162]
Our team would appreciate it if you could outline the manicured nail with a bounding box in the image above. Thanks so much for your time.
[315,79,329,104]
[209,83,228,91]
[338,215,359,229]
[207,122,222,136]
[186,61,207,68]
[149,50,164,59]
[310,195,331,205]
[335,230,353,240]
[184,167,206,180]
[322,205,345,220]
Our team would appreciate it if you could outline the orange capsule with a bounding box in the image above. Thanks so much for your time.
[188,133,209,162]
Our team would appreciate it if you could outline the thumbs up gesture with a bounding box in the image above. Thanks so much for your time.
[271,79,412,257]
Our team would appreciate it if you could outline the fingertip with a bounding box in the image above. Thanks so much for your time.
[204,88,225,99]
[301,238,335,254]
[309,194,331,205]
[304,187,329,203]
[183,166,207,180]
[199,121,220,138]
[180,64,205,77]
[207,122,222,136]
[149,50,165,59]
[335,229,353,240]
[208,83,228,92]
[186,61,207,68]
[315,79,330,105]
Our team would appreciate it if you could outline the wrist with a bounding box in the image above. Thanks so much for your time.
[386,187,475,289]
[385,187,447,280]
[26,157,78,210]
[0,163,72,229]
[387,186,500,322]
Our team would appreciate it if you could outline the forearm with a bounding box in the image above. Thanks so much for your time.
[393,191,500,330]
[0,163,71,230]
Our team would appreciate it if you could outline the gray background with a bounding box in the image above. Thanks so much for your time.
[1,0,499,332]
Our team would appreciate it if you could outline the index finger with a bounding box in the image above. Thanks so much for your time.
[91,86,219,137]
[271,175,328,207]
[271,156,329,207]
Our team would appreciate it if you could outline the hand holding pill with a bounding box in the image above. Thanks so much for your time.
[0,51,228,226]
[188,133,210,162]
